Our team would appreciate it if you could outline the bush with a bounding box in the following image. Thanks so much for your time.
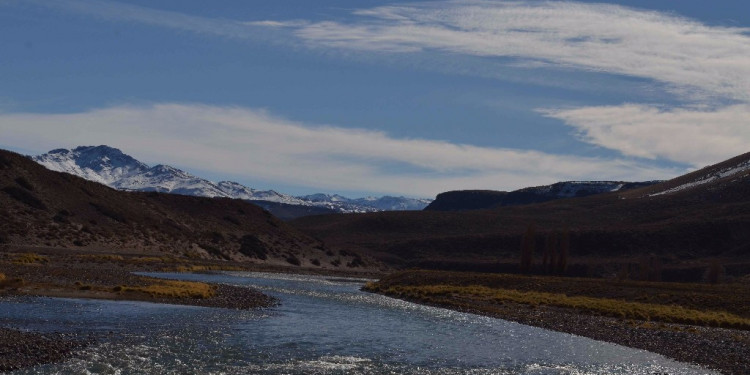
[310,258,321,266]
[90,203,126,223]
[14,177,34,191]
[2,186,47,210]
[285,254,301,266]
[223,216,240,225]
[239,235,268,260]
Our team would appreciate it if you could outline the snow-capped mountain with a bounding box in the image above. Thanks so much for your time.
[298,194,432,212]
[31,146,432,216]
[32,146,149,186]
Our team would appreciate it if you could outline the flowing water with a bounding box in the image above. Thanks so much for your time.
[1,272,715,374]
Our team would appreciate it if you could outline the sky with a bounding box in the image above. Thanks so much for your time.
[2,0,750,198]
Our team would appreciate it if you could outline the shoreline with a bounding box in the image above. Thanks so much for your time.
[363,270,750,375]
[374,292,749,375]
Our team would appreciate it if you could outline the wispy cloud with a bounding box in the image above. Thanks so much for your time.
[542,104,750,167]
[270,0,750,166]
[26,0,283,43]
[0,104,678,196]
[287,1,750,102]
[17,0,750,168]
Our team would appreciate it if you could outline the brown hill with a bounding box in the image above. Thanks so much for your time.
[293,152,750,280]
[0,149,367,270]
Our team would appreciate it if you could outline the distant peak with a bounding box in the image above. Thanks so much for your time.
[72,145,122,153]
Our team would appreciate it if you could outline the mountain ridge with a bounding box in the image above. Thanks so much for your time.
[31,145,432,216]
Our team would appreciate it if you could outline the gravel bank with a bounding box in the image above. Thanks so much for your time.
[386,294,749,375]
[0,328,89,372]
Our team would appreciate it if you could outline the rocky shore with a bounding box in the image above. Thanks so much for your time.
[0,328,90,372]
[371,292,749,375]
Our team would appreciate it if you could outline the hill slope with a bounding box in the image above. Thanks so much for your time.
[0,149,368,270]
[425,181,659,211]
[293,152,750,279]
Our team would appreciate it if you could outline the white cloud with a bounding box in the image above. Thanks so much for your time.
[289,1,750,102]
[542,104,750,167]
[19,0,750,169]
[0,104,678,196]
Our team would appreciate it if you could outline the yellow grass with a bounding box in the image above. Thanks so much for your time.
[77,254,124,261]
[373,284,750,330]
[120,280,216,299]
[173,264,245,273]
[0,273,5,282]
[13,253,49,264]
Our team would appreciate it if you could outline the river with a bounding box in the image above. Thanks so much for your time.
[1,272,715,374]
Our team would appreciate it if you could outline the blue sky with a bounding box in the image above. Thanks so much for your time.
[2,0,750,198]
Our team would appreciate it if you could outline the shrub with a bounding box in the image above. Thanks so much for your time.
[239,235,268,260]
[310,258,321,266]
[14,177,34,191]
[90,203,126,223]
[223,216,240,225]
[2,186,47,210]
[285,254,301,266]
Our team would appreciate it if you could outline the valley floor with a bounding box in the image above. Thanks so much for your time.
[364,270,750,375]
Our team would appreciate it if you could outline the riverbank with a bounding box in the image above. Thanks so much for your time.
[364,270,750,375]
[0,248,341,371]
[0,328,90,372]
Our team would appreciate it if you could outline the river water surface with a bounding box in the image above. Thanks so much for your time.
[1,272,715,374]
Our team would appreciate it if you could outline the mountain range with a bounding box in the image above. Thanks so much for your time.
[31,146,432,218]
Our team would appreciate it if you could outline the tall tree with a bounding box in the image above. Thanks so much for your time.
[556,228,570,275]
[520,223,536,274]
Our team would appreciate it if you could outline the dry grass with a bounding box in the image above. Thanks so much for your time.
[119,280,216,299]
[76,254,124,261]
[0,273,5,283]
[367,283,750,330]
[172,264,245,273]
[13,253,49,265]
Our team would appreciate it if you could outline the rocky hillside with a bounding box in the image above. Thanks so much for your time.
[1,149,370,270]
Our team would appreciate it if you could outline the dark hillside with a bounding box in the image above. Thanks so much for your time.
[0,150,368,269]
[425,181,660,211]
[294,153,750,279]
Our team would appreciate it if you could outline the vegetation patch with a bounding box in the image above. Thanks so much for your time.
[172,264,244,272]
[89,203,126,223]
[366,282,750,330]
[239,234,268,260]
[76,254,125,262]
[119,280,216,299]
[2,186,47,210]
[13,253,49,265]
